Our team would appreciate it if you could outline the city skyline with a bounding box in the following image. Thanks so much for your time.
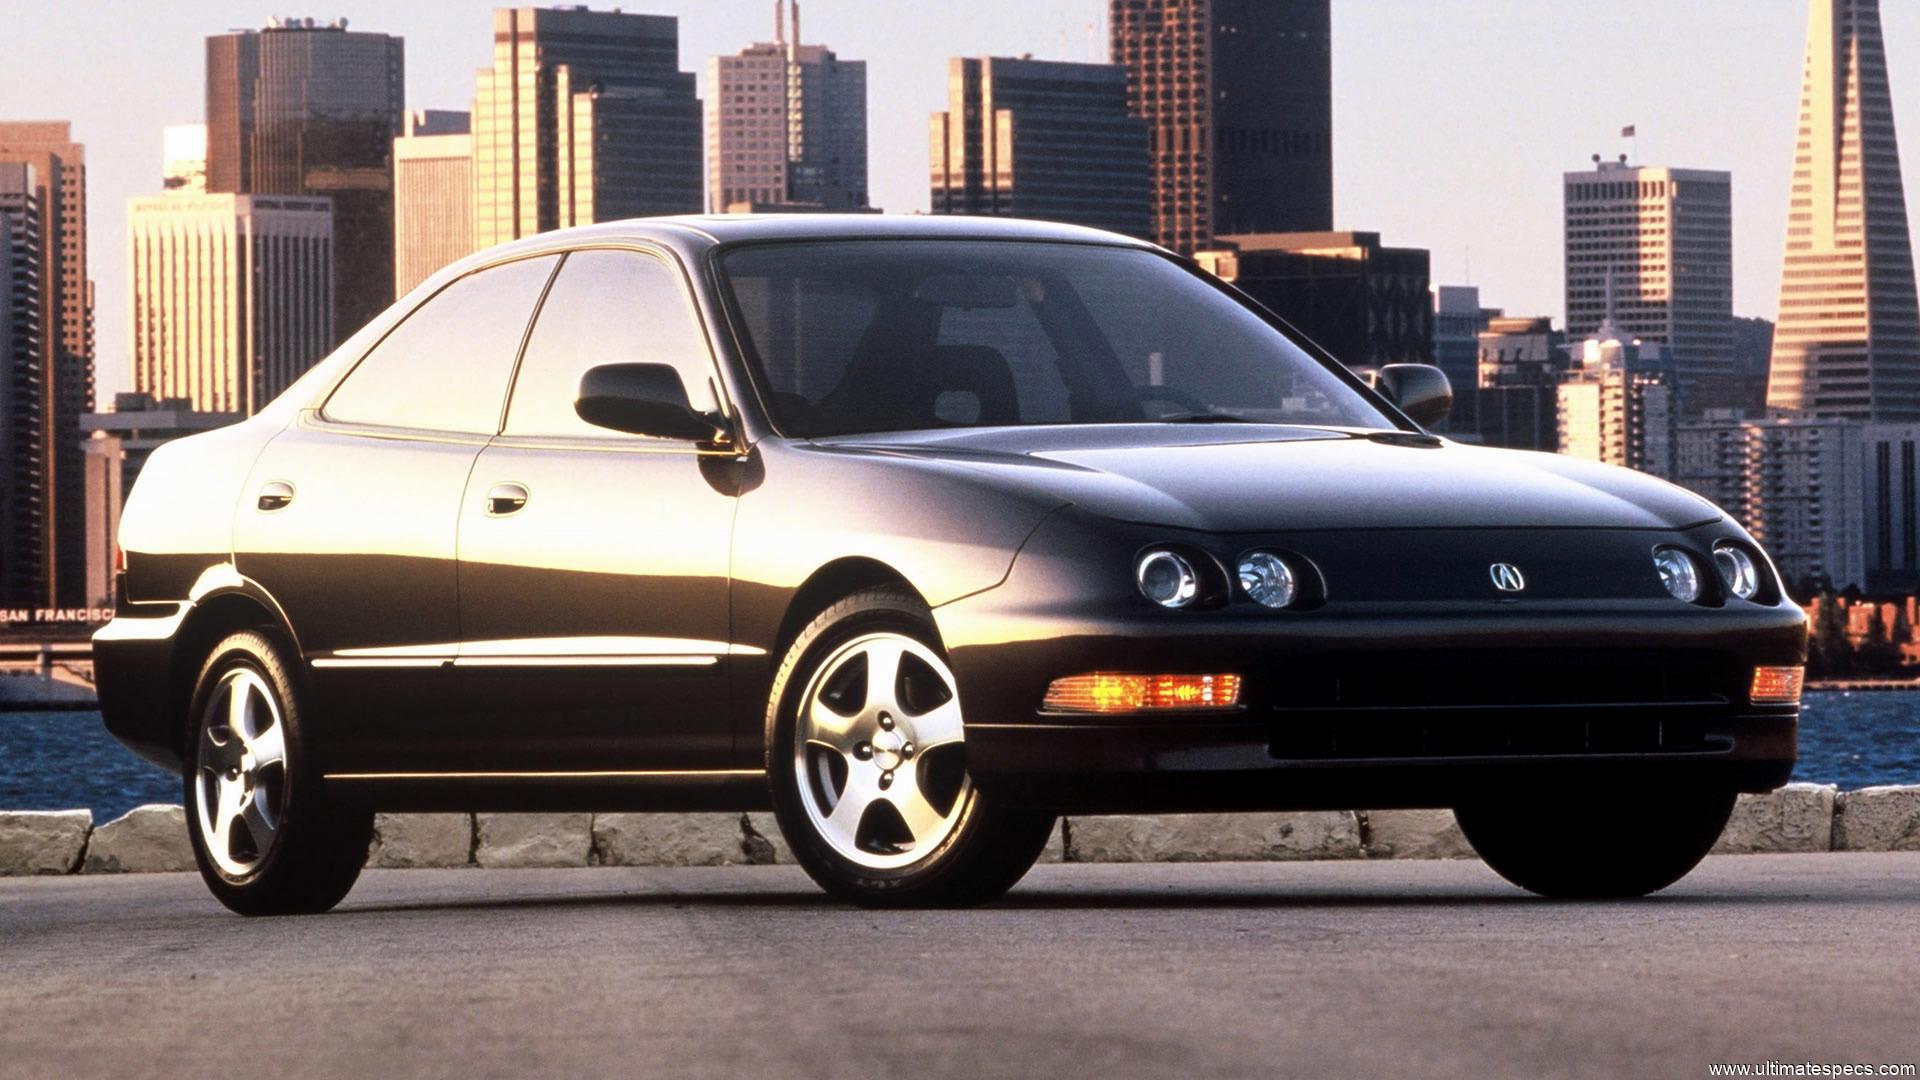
[0,0,1917,399]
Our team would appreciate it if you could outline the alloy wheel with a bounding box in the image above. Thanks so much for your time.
[793,632,970,870]
[194,667,289,877]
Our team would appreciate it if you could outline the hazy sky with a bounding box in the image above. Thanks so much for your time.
[2,0,1917,397]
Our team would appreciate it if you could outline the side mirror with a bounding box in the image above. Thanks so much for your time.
[575,363,724,441]
[1374,363,1453,428]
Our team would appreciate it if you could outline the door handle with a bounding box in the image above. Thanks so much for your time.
[486,482,530,516]
[256,481,295,512]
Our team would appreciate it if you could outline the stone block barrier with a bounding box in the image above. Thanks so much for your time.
[5,787,1919,875]
[0,810,91,874]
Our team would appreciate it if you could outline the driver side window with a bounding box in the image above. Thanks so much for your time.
[503,249,721,439]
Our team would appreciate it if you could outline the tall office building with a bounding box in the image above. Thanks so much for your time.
[206,18,404,340]
[1110,0,1333,255]
[710,2,868,212]
[929,57,1149,238]
[128,193,333,415]
[393,110,474,295]
[1766,0,1920,421]
[1196,231,1431,367]
[1,164,45,606]
[1474,316,1567,452]
[1433,286,1501,432]
[473,7,702,249]
[0,122,93,608]
[1563,159,1733,405]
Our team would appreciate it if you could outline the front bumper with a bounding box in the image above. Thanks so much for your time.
[938,591,1805,814]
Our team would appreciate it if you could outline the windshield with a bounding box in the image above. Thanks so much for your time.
[717,240,1396,438]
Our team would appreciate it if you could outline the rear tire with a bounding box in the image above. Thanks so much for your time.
[768,586,1056,907]
[183,630,372,916]
[1455,784,1736,898]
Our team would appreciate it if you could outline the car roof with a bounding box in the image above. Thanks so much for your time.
[460,213,1161,269]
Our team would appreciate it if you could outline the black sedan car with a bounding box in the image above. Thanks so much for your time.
[94,215,1805,914]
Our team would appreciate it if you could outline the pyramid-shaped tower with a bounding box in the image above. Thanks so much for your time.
[1766,0,1920,420]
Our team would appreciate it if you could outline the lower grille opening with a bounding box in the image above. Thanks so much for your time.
[1269,709,1719,761]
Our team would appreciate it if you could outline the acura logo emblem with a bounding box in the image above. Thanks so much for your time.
[1489,563,1526,592]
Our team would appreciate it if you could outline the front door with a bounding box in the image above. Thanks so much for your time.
[453,247,739,771]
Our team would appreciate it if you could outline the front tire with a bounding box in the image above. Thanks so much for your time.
[768,587,1056,907]
[184,630,372,916]
[1455,784,1737,898]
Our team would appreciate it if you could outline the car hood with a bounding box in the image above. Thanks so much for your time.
[818,425,1725,532]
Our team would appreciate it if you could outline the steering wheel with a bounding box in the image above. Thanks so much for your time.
[1125,385,1210,417]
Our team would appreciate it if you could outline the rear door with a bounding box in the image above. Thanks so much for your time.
[451,247,739,771]
[235,254,560,773]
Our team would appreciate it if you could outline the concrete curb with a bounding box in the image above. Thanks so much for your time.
[6,786,1918,875]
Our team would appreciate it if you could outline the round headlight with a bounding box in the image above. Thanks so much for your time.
[1714,544,1760,601]
[1136,549,1199,608]
[1237,552,1298,609]
[1653,547,1702,603]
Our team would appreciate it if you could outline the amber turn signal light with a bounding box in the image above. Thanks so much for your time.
[1750,666,1804,705]
[1042,673,1243,713]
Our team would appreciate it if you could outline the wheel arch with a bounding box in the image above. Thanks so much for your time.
[772,557,929,667]
[164,588,301,763]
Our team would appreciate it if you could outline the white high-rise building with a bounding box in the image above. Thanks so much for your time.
[708,1,868,212]
[393,110,473,295]
[1563,159,1732,404]
[1766,0,1920,421]
[1674,413,1868,590]
[1555,309,1676,478]
[128,193,333,415]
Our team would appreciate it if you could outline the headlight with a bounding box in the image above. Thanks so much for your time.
[1136,549,1199,608]
[1237,551,1298,609]
[1713,544,1760,601]
[1652,547,1702,602]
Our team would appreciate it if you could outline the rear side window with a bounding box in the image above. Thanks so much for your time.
[323,255,560,433]
[503,249,720,438]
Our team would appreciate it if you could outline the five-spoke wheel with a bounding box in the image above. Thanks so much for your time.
[184,631,372,916]
[194,667,289,877]
[768,586,1057,907]
[796,632,970,870]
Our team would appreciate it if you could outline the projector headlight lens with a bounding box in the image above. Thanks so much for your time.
[1237,551,1298,609]
[1653,547,1702,603]
[1136,549,1199,608]
[1713,544,1761,601]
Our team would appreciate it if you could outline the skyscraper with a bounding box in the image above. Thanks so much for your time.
[1196,231,1431,367]
[929,56,1149,238]
[1109,0,1333,255]
[1,163,45,606]
[0,122,93,608]
[472,7,702,249]
[710,2,868,212]
[128,193,334,415]
[393,110,474,295]
[206,18,404,340]
[1766,0,1920,421]
[1474,316,1567,453]
[1432,285,1502,432]
[1563,159,1733,406]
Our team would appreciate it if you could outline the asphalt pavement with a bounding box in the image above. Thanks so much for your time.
[3,854,1917,1079]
